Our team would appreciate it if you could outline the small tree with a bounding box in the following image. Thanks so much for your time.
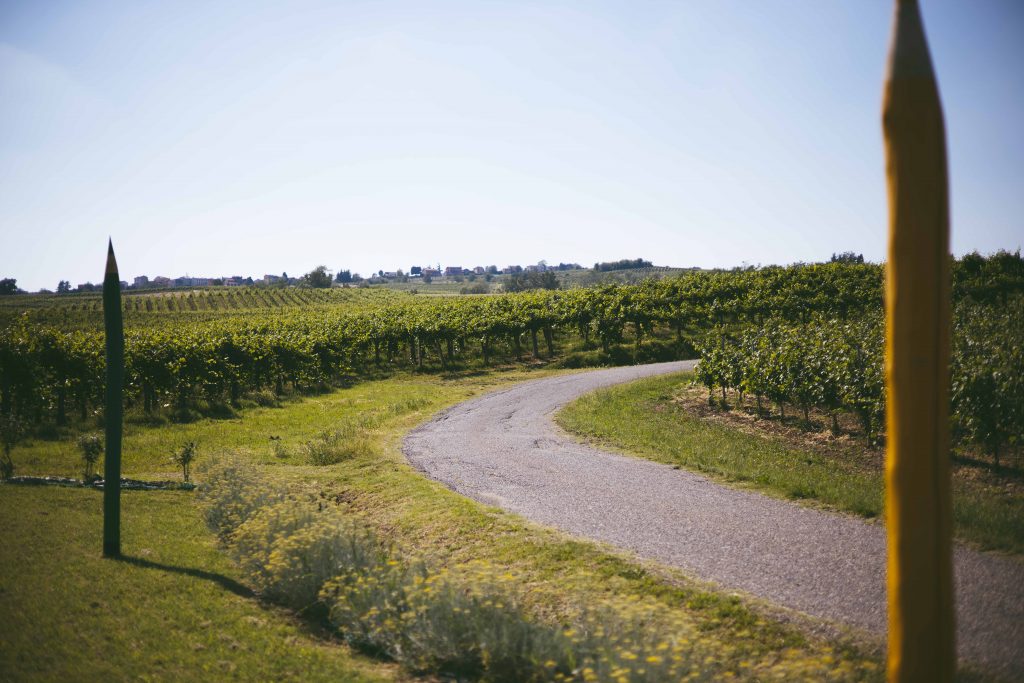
[78,434,103,481]
[0,278,20,295]
[303,266,333,288]
[0,414,26,480]
[172,441,198,482]
[57,280,71,294]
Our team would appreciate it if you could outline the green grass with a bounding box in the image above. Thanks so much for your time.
[9,369,552,479]
[556,372,1024,555]
[2,367,884,681]
[0,487,391,682]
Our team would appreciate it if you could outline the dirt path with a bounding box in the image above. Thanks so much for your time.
[403,361,1024,678]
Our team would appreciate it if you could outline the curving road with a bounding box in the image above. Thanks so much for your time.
[403,361,1024,679]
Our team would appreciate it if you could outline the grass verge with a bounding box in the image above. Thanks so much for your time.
[555,372,1024,555]
[3,367,883,681]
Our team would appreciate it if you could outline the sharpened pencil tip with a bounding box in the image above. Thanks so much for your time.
[105,239,119,276]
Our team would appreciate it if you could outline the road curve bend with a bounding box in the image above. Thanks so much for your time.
[403,362,1023,678]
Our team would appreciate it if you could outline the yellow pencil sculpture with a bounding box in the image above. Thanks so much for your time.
[882,1,955,680]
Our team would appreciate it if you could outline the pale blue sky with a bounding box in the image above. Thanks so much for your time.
[1,0,1022,290]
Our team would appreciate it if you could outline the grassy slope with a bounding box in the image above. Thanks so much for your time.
[556,372,1024,555]
[2,367,883,681]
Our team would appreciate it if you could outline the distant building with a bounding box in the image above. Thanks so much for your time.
[224,276,245,286]
[152,276,172,287]
[444,266,463,276]
[263,274,281,284]
[422,268,441,277]
[410,266,422,276]
[473,266,485,275]
[133,275,150,288]
[383,271,398,278]
[502,265,523,274]
[173,276,211,287]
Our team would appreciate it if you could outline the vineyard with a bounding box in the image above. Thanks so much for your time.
[1,254,1022,464]
[693,251,1024,465]
[0,286,405,329]
[694,301,1024,464]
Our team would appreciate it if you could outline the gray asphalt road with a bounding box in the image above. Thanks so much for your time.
[403,361,1024,679]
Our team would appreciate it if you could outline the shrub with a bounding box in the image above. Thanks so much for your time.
[0,450,12,481]
[196,456,284,539]
[272,440,290,459]
[172,441,198,482]
[567,593,716,682]
[251,388,279,407]
[200,458,863,682]
[460,282,491,295]
[302,424,374,466]
[0,413,26,480]
[323,560,571,681]
[232,500,384,610]
[77,433,103,481]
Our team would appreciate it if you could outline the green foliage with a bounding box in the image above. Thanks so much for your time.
[504,271,559,292]
[593,258,653,272]
[77,433,103,481]
[951,299,1024,467]
[4,373,881,680]
[1,254,1018,461]
[202,458,856,682]
[303,425,374,466]
[460,282,491,295]
[303,265,334,289]
[172,441,198,482]
[953,249,1024,305]
[696,298,1022,459]
[0,413,25,479]
[231,499,384,610]
[0,278,20,295]
[696,318,885,437]
[829,252,864,264]
[197,455,284,540]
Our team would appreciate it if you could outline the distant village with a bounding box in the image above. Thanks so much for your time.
[68,261,590,293]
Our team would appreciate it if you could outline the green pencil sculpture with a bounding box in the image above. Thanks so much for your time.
[103,240,124,557]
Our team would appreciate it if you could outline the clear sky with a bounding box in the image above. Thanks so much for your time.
[1,0,1022,290]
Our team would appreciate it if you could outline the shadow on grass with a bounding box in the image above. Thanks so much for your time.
[115,555,344,644]
[115,555,254,598]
